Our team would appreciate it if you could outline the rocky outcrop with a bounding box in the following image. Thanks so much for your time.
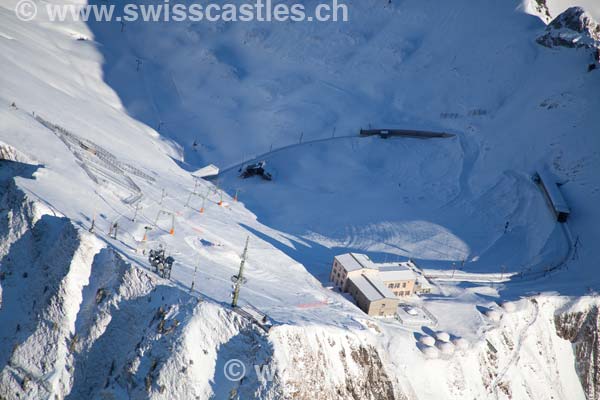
[269,327,401,400]
[537,7,600,49]
[531,0,552,23]
[0,142,36,165]
[555,305,600,400]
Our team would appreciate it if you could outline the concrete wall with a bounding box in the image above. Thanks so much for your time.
[367,298,400,317]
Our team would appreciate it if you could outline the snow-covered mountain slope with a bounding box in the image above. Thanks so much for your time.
[0,177,594,400]
[1,0,599,399]
[85,0,600,284]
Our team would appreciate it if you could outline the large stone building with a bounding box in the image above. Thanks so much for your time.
[330,253,378,291]
[330,253,425,316]
[346,274,399,317]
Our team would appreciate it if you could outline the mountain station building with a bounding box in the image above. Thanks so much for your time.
[330,253,429,316]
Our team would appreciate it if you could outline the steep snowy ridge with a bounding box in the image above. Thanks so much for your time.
[154,302,247,400]
[0,180,396,400]
[0,177,102,399]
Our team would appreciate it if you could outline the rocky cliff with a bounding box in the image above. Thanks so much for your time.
[556,303,600,400]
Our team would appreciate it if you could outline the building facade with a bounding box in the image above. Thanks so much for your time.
[346,274,400,316]
[331,253,423,316]
[330,253,378,292]
[378,266,416,297]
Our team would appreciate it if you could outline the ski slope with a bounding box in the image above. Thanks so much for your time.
[82,0,600,288]
[1,0,599,398]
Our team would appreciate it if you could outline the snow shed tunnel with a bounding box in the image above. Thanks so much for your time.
[534,170,571,223]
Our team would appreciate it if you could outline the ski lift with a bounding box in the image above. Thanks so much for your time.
[154,210,176,234]
[230,274,248,284]
[149,247,175,279]
[240,161,272,181]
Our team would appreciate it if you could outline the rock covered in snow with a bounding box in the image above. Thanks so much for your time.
[0,141,36,164]
[420,346,440,359]
[452,337,470,350]
[485,309,503,321]
[435,331,451,343]
[436,341,455,355]
[536,7,600,49]
[528,0,552,23]
[501,301,517,313]
[419,335,436,346]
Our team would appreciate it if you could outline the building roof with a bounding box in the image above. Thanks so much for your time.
[377,265,416,282]
[536,169,570,214]
[334,253,377,273]
[192,164,219,178]
[348,274,397,302]
[415,276,433,288]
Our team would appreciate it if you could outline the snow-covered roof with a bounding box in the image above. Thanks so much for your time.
[335,253,376,273]
[335,254,417,283]
[416,276,433,288]
[536,168,570,214]
[192,164,219,178]
[377,265,416,282]
[349,274,397,302]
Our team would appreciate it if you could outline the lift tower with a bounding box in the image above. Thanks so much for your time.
[231,236,250,308]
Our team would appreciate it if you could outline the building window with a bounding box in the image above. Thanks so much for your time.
[402,282,407,288]
[388,283,394,288]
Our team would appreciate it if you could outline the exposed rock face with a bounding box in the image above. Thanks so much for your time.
[532,0,552,23]
[537,7,600,49]
[555,306,600,400]
[269,327,401,400]
[0,143,35,165]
